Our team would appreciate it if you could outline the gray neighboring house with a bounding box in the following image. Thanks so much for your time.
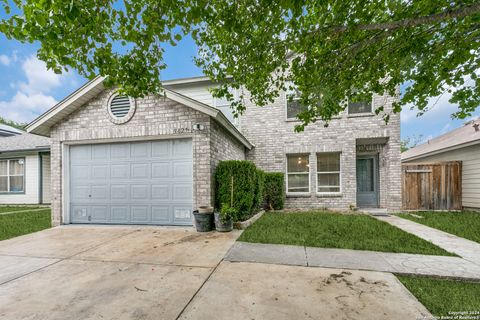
[0,123,25,137]
[402,119,480,210]
[26,75,401,226]
[0,133,51,205]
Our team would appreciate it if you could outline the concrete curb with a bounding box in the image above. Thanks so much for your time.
[234,210,265,230]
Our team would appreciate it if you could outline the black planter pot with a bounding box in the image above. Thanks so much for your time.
[193,210,214,232]
[214,211,233,232]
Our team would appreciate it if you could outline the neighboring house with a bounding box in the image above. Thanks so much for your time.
[26,75,401,226]
[402,119,480,210]
[0,123,25,137]
[0,133,51,205]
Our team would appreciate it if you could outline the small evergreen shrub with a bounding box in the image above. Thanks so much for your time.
[215,160,264,221]
[263,172,285,210]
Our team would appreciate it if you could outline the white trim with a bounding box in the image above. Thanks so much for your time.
[162,76,212,86]
[62,144,70,224]
[285,153,311,195]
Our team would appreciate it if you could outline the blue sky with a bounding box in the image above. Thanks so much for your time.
[0,33,477,142]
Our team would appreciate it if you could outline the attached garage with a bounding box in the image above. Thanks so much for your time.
[69,139,193,225]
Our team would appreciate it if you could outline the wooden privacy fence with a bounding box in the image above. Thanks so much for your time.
[402,162,462,210]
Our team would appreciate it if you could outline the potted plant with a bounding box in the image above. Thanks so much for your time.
[193,206,214,232]
[214,204,236,232]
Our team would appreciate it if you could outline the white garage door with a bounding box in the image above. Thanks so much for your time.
[69,139,193,225]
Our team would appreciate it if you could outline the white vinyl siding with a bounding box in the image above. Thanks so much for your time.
[164,82,217,106]
[403,143,480,209]
[0,154,40,204]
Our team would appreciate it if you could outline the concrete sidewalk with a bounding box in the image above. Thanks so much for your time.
[375,215,480,266]
[225,242,480,280]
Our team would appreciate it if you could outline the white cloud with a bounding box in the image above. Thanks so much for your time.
[401,91,459,124]
[0,54,11,66]
[0,55,68,123]
[0,92,57,123]
[18,55,62,94]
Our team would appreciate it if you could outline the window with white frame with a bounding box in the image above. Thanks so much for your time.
[317,153,341,193]
[0,158,25,193]
[348,93,372,114]
[214,88,238,125]
[286,84,308,119]
[287,154,310,193]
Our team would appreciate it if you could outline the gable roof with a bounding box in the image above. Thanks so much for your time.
[401,119,480,161]
[0,133,50,153]
[26,76,253,149]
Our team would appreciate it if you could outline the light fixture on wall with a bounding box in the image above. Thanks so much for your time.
[192,123,205,131]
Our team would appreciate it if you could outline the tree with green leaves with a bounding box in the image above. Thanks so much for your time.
[1,1,479,131]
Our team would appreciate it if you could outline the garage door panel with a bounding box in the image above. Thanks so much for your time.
[70,139,192,225]
[151,206,171,223]
[71,206,89,222]
[70,145,91,162]
[71,165,90,180]
[152,141,170,158]
[131,163,150,179]
[131,206,150,223]
[111,206,129,222]
[131,184,150,200]
[71,185,90,201]
[173,140,191,157]
[173,206,193,224]
[91,185,109,200]
[173,185,192,200]
[111,185,129,200]
[91,165,109,179]
[152,162,170,178]
[173,161,192,178]
[91,206,109,222]
[111,143,130,159]
[152,185,170,200]
[131,142,150,158]
[92,144,109,161]
[111,164,130,179]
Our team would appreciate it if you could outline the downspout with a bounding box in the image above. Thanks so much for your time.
[38,153,43,204]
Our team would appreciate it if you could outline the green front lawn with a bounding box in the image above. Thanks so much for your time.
[398,211,480,243]
[0,209,51,241]
[0,206,42,213]
[397,275,480,317]
[238,211,454,256]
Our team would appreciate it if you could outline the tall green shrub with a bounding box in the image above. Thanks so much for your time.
[263,172,285,210]
[215,160,259,221]
[253,169,265,212]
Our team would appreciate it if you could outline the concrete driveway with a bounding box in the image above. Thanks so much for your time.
[0,226,430,320]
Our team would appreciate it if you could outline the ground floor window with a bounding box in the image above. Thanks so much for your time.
[317,153,341,193]
[286,154,310,193]
[0,158,25,193]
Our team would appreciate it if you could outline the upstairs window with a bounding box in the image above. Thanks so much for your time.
[286,85,308,120]
[348,93,372,114]
[0,158,25,193]
[317,153,341,193]
[286,154,310,193]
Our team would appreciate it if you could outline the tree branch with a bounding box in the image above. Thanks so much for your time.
[328,3,480,32]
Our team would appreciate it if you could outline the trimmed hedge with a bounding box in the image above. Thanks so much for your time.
[215,160,265,221]
[263,172,285,210]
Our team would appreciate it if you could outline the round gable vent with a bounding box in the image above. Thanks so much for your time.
[107,93,136,124]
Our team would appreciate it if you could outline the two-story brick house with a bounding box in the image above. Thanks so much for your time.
[26,75,401,226]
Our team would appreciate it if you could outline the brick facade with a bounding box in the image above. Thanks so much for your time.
[49,88,245,226]
[239,91,402,211]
